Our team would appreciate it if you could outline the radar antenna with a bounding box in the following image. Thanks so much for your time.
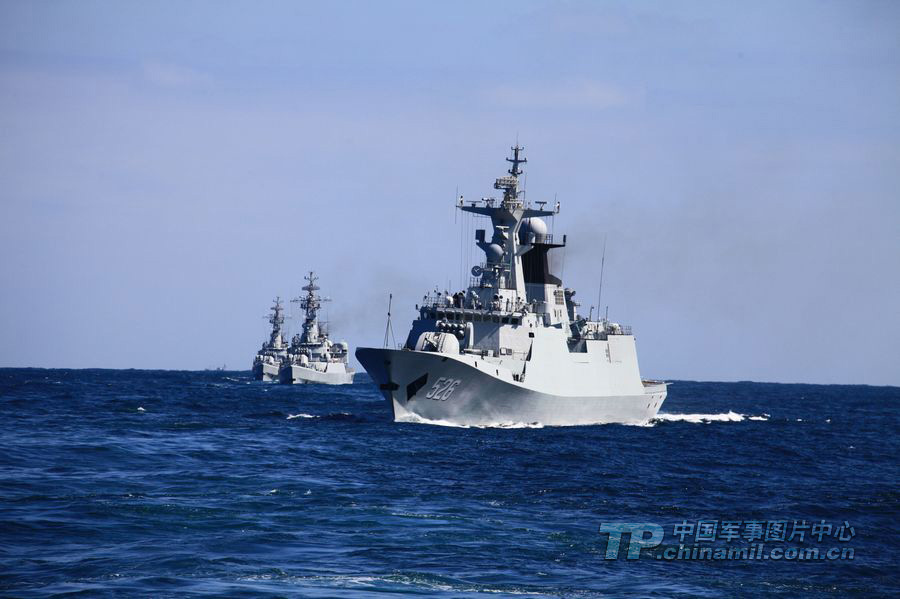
[267,296,285,327]
[293,271,330,321]
[302,271,320,293]
[495,144,526,202]
[506,144,527,177]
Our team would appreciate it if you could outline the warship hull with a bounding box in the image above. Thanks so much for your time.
[252,362,280,382]
[357,347,667,427]
[279,364,354,385]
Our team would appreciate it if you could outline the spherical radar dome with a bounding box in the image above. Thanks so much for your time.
[484,243,504,262]
[519,217,548,242]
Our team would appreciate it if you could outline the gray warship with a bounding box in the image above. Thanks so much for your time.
[279,272,354,385]
[356,145,667,426]
[252,297,288,382]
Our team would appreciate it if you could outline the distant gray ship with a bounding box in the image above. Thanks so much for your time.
[252,297,288,382]
[279,272,354,385]
[357,145,667,426]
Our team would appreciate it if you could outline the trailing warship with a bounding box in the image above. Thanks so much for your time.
[252,297,289,382]
[279,272,354,385]
[356,145,667,426]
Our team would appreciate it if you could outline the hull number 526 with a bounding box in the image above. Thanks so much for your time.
[425,377,461,401]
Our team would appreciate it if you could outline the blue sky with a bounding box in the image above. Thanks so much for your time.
[1,1,898,385]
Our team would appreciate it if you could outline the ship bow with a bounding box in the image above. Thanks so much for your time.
[355,347,397,400]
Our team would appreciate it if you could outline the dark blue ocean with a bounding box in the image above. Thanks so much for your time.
[1,369,897,598]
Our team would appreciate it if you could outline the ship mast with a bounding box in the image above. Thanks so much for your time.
[293,271,330,344]
[268,296,285,347]
[496,143,526,205]
[507,144,526,175]
[458,144,558,300]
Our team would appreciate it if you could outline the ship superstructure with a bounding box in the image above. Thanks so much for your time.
[279,272,354,385]
[356,145,667,426]
[252,297,289,382]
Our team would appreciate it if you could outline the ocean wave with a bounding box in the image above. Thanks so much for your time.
[394,412,472,428]
[237,572,546,595]
[2,368,892,597]
[490,421,545,429]
[652,411,770,424]
[396,410,772,428]
[286,412,356,421]
[393,409,543,428]
[748,413,771,421]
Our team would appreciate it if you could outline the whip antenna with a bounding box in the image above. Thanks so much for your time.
[383,293,396,348]
[597,235,607,322]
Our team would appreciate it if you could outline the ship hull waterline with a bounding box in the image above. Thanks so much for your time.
[279,364,354,385]
[252,362,280,383]
[356,347,667,427]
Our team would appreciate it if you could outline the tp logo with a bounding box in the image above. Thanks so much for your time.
[598,523,664,559]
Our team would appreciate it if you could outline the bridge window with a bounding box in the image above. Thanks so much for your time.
[554,289,565,305]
